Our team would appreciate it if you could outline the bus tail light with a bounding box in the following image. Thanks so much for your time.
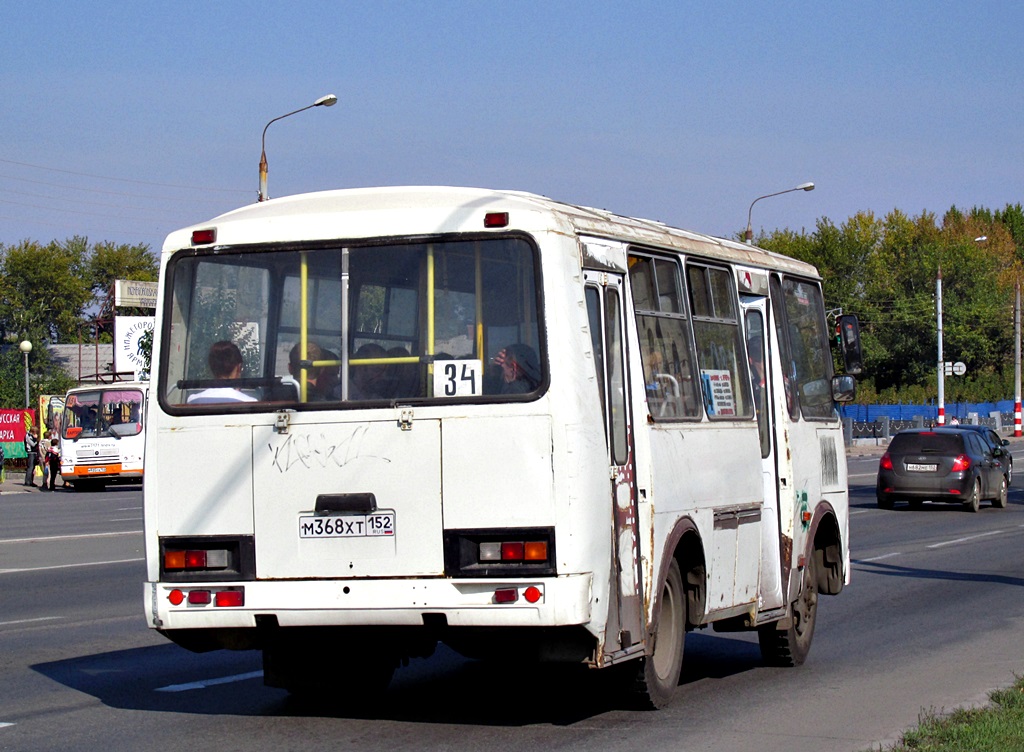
[165,548,229,571]
[160,536,255,582]
[444,528,555,577]
[215,590,244,607]
[493,585,544,605]
[167,587,244,607]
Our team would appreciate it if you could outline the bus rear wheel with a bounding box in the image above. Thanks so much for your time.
[629,558,685,709]
[758,553,818,667]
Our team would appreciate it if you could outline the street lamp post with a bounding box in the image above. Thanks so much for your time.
[744,182,815,245]
[18,340,31,408]
[258,94,338,202]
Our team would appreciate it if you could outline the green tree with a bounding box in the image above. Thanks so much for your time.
[87,241,158,339]
[0,238,92,344]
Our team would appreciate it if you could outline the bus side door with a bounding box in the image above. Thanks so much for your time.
[585,271,644,651]
[741,297,786,611]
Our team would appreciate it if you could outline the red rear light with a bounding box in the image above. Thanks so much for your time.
[880,453,893,471]
[191,228,216,245]
[484,212,509,228]
[215,590,244,607]
[188,590,211,605]
[951,454,971,472]
[501,542,525,561]
[493,588,518,604]
[184,550,207,568]
[523,586,542,603]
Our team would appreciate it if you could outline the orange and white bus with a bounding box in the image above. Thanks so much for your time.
[143,187,860,707]
[61,381,147,490]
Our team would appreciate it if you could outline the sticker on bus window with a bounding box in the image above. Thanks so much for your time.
[700,369,736,416]
[433,359,483,397]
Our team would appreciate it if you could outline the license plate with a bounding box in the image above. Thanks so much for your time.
[906,463,937,472]
[299,512,395,538]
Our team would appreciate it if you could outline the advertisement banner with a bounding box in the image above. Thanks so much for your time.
[114,279,158,309]
[39,394,66,435]
[0,409,36,460]
[114,315,155,378]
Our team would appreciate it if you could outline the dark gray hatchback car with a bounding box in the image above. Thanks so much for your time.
[876,427,1009,512]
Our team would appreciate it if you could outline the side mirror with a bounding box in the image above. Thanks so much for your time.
[832,374,856,403]
[837,314,864,375]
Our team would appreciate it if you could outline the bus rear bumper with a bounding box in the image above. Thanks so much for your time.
[145,573,594,632]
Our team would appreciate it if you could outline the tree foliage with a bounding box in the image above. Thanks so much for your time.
[0,236,157,408]
[758,204,1024,403]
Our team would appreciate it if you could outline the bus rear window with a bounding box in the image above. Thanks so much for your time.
[161,237,544,409]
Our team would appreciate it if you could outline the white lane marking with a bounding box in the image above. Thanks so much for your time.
[0,616,63,627]
[0,557,144,575]
[116,507,141,511]
[155,670,264,692]
[849,509,871,516]
[0,530,142,544]
[0,722,15,729]
[928,530,1005,549]
[858,552,902,562]
[109,517,140,522]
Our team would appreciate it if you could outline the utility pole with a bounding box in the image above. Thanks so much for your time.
[1015,280,1021,436]
[937,266,945,426]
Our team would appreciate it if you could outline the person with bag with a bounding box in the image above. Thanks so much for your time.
[42,438,61,492]
[23,426,40,487]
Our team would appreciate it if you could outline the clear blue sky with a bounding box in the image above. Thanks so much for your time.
[1,2,1021,253]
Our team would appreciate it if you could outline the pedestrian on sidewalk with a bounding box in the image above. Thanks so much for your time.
[42,437,61,492]
[23,426,40,487]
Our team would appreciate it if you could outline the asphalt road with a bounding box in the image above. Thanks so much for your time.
[1,449,1023,752]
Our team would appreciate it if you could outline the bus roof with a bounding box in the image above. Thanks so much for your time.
[163,186,819,278]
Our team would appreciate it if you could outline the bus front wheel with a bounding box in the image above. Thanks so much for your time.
[758,553,818,667]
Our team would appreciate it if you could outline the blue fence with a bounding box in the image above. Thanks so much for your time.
[840,400,1015,423]
[841,400,1018,440]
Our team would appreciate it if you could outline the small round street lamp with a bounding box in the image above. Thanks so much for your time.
[258,93,338,202]
[19,340,32,408]
[745,182,815,245]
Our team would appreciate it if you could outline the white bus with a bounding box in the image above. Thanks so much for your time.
[61,381,148,490]
[143,187,861,707]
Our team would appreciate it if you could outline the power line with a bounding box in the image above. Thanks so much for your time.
[0,157,248,196]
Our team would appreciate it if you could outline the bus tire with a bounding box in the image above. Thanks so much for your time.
[758,552,818,667]
[629,558,685,709]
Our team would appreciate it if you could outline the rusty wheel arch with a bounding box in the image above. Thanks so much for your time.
[655,516,707,632]
[805,502,844,596]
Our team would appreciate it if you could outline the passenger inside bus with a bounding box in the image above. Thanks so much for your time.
[285,342,337,401]
[349,343,389,400]
[187,340,257,404]
[493,343,541,394]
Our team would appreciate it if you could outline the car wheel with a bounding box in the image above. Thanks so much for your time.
[992,476,1008,509]
[908,499,924,510]
[876,494,894,510]
[965,479,981,513]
